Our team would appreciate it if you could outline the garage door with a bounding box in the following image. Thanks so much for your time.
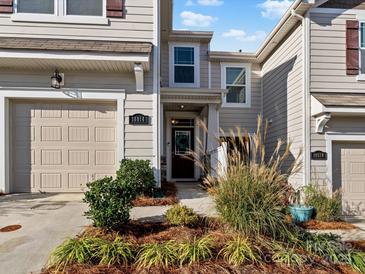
[333,142,365,216]
[12,101,117,193]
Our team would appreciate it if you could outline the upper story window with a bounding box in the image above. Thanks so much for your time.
[221,63,251,108]
[169,43,200,88]
[13,0,107,24]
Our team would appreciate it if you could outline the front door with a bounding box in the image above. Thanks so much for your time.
[172,128,195,179]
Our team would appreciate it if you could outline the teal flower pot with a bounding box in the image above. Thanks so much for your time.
[289,205,314,223]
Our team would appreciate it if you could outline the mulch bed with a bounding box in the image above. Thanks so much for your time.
[299,220,357,230]
[346,240,365,252]
[132,182,178,207]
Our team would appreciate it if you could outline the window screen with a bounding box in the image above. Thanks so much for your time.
[174,47,195,84]
[17,0,54,14]
[67,0,103,16]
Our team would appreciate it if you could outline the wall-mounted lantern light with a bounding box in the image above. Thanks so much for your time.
[51,70,63,89]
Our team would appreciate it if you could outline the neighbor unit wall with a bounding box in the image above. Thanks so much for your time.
[262,24,304,187]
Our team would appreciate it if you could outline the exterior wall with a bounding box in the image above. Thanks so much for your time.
[262,24,304,187]
[0,69,154,162]
[0,0,154,42]
[210,61,262,134]
[160,40,209,88]
[309,9,365,184]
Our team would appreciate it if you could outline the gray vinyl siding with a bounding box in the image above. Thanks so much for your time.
[0,0,154,42]
[0,69,154,162]
[210,61,262,133]
[160,41,209,88]
[262,24,304,187]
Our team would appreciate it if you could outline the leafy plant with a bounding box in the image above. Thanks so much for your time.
[178,236,214,266]
[304,184,341,222]
[194,116,301,240]
[347,251,365,274]
[271,243,306,267]
[136,241,179,269]
[83,177,136,230]
[95,235,134,266]
[117,159,156,196]
[219,236,260,266]
[165,204,199,227]
[47,237,96,270]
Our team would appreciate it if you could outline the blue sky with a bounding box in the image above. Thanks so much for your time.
[173,0,294,52]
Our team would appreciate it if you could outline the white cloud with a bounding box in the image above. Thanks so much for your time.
[186,0,223,6]
[197,0,224,6]
[180,11,217,27]
[258,0,293,20]
[222,29,267,43]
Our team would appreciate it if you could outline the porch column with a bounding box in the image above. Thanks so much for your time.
[207,104,219,177]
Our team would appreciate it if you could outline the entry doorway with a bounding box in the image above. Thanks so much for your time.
[165,113,200,182]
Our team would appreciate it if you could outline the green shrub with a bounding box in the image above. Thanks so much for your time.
[347,251,365,274]
[303,184,341,222]
[84,177,136,230]
[136,241,179,269]
[178,236,214,266]
[117,159,155,196]
[165,204,199,227]
[47,237,96,270]
[219,236,260,266]
[271,243,306,267]
[95,235,134,266]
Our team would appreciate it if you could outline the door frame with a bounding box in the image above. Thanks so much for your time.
[325,134,365,193]
[165,111,200,181]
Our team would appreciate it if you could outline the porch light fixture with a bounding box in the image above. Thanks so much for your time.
[51,70,63,89]
[180,104,185,110]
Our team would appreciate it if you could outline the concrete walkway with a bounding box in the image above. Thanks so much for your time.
[131,182,216,222]
[0,193,89,274]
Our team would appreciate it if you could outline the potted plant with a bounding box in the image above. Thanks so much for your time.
[289,188,314,223]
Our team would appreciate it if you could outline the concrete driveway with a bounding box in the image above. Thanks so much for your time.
[0,193,89,274]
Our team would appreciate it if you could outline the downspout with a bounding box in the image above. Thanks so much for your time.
[291,9,310,187]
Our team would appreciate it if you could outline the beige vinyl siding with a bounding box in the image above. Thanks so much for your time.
[310,11,363,93]
[210,61,262,133]
[160,41,209,88]
[0,0,154,42]
[262,24,303,187]
[0,69,154,162]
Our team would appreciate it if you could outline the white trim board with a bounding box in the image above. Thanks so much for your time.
[0,88,125,194]
[325,134,365,194]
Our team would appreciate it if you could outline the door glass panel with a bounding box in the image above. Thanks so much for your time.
[175,131,191,155]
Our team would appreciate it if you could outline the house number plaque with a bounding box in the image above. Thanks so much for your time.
[311,151,327,161]
[129,114,150,125]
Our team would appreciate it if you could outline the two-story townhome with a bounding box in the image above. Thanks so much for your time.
[0,0,365,216]
[0,0,160,193]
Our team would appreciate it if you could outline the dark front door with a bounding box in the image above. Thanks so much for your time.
[172,128,195,179]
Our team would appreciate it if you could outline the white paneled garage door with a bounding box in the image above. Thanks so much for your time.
[333,142,365,216]
[12,100,117,193]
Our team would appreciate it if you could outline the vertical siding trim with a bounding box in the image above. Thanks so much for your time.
[304,12,311,187]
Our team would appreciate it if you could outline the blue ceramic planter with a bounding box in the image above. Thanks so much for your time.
[289,205,314,223]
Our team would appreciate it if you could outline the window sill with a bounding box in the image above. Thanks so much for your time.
[356,74,365,81]
[170,83,200,89]
[11,14,109,25]
[222,103,251,108]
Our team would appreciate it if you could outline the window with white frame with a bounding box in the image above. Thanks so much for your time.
[360,22,365,74]
[221,64,251,107]
[15,0,104,17]
[169,44,200,88]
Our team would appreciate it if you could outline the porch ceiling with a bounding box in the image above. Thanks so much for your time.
[161,87,227,105]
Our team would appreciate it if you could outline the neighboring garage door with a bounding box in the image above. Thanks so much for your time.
[12,100,117,193]
[333,142,365,216]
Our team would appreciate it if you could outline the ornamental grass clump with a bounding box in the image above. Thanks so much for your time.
[196,116,302,239]
[95,235,134,266]
[178,236,214,266]
[136,241,179,269]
